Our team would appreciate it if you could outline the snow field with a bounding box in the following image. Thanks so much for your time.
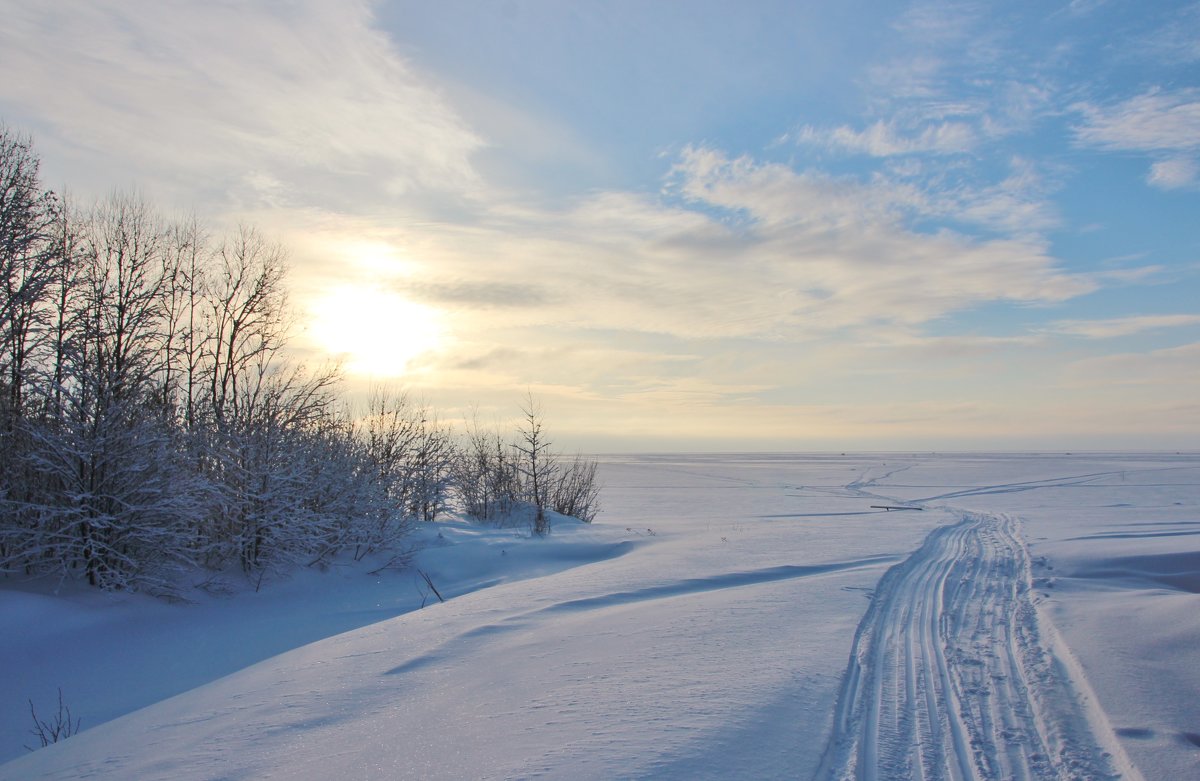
[1,453,1197,779]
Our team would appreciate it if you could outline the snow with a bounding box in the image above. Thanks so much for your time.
[2,453,1197,779]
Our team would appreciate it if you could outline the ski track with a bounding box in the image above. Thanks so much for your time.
[818,511,1126,781]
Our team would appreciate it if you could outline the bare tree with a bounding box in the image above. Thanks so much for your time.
[44,193,85,423]
[362,389,422,505]
[157,215,209,422]
[205,225,287,426]
[359,390,455,525]
[515,393,557,535]
[454,410,517,522]
[0,124,60,572]
[0,123,59,420]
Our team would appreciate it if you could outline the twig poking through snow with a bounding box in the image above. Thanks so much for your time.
[418,569,444,604]
[25,689,80,751]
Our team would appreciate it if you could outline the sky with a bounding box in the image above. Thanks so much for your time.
[1,0,1198,451]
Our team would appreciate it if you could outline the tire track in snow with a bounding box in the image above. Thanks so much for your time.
[817,513,1127,781]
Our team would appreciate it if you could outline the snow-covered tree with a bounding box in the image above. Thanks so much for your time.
[1,123,603,595]
[0,123,60,573]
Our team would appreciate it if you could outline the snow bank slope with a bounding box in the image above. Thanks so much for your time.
[0,516,635,763]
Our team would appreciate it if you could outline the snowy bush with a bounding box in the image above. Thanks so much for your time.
[550,455,601,523]
[454,397,601,532]
[454,414,520,523]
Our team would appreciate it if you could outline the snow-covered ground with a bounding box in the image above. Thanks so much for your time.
[1,453,1197,779]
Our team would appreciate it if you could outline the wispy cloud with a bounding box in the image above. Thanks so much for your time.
[368,147,1093,353]
[979,81,1056,138]
[275,142,1092,394]
[789,5,1063,245]
[793,120,977,157]
[1073,88,1200,187]
[1051,314,1200,339]
[862,1,1054,136]
[925,156,1063,236]
[866,332,1044,359]
[1137,2,1200,64]
[0,0,483,211]
[893,1,982,44]
[620,377,776,406]
[1064,341,1200,386]
[1074,89,1200,151]
[1148,157,1200,189]
[1066,0,1113,15]
[401,280,552,310]
[864,56,947,103]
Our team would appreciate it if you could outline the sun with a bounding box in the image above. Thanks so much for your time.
[310,286,444,376]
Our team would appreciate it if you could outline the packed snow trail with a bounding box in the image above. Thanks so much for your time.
[818,512,1125,781]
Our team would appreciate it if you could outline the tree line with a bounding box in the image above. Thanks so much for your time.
[0,123,599,596]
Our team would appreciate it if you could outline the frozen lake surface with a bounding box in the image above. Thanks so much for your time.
[2,452,1197,779]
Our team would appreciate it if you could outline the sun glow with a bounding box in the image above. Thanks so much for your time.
[310,287,444,377]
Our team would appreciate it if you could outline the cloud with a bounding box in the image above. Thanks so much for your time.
[1073,89,1200,152]
[925,156,1062,236]
[1091,264,1167,284]
[864,56,947,103]
[681,145,1061,240]
[1064,342,1200,386]
[619,377,776,406]
[893,1,981,44]
[793,120,977,157]
[858,2,1056,140]
[1066,0,1112,15]
[1137,2,1200,64]
[1147,157,1199,189]
[349,147,1092,351]
[401,280,551,310]
[1051,314,1200,339]
[866,332,1044,359]
[1071,89,1200,189]
[668,146,916,230]
[275,144,1090,393]
[0,0,482,211]
[979,81,1056,138]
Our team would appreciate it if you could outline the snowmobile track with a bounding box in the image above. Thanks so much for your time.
[817,512,1128,781]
